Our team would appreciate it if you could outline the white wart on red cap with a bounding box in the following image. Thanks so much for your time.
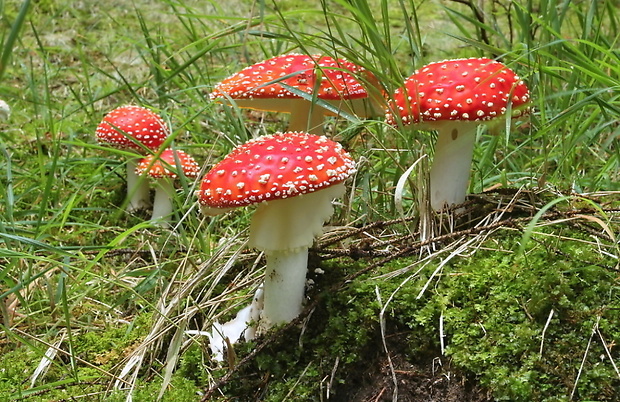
[136,149,200,179]
[386,58,531,126]
[210,53,371,103]
[96,105,170,152]
[197,131,356,209]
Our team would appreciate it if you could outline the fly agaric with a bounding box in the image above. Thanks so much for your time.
[197,131,356,348]
[386,58,531,211]
[136,149,200,226]
[96,105,171,212]
[210,53,382,135]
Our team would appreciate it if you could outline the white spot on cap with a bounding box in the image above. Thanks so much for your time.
[258,174,270,184]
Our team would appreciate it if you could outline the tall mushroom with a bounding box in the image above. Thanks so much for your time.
[386,58,531,210]
[136,149,200,226]
[96,105,170,212]
[197,131,356,344]
[210,53,382,135]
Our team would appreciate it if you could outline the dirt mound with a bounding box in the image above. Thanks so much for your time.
[338,336,492,402]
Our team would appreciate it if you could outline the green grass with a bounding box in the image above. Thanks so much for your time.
[0,0,619,400]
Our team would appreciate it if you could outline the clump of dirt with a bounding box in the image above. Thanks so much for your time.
[335,335,493,402]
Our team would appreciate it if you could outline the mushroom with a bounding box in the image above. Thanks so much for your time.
[0,99,10,120]
[136,149,200,226]
[197,131,356,346]
[386,58,531,210]
[96,105,170,212]
[210,53,382,135]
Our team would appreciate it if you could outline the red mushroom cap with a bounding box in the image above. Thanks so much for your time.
[136,149,200,179]
[96,105,170,152]
[386,58,531,127]
[197,131,356,209]
[210,54,371,104]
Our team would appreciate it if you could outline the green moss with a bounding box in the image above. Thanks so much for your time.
[2,227,617,401]
[106,376,202,402]
[0,348,36,397]
[0,312,163,401]
[215,229,619,401]
[439,234,619,401]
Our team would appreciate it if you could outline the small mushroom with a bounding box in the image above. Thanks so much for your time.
[0,99,10,120]
[136,149,200,226]
[96,105,170,212]
[210,53,383,135]
[386,58,531,210]
[197,131,356,354]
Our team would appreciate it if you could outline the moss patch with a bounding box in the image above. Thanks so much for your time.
[0,312,202,401]
[215,229,619,401]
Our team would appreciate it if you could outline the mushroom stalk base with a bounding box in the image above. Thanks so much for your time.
[428,121,478,211]
[126,158,152,212]
[207,287,264,361]
[259,249,309,332]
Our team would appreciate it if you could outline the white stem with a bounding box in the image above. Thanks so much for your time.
[151,178,175,225]
[287,102,325,135]
[429,121,478,211]
[205,184,345,356]
[249,183,345,252]
[259,248,309,331]
[126,158,152,212]
[248,184,345,331]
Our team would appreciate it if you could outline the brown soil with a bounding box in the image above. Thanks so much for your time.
[333,334,493,402]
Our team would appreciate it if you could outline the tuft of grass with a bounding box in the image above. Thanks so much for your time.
[0,0,30,82]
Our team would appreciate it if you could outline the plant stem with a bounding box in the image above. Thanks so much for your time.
[287,102,325,135]
[151,178,175,225]
[126,158,152,212]
[428,121,478,210]
[259,249,309,330]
